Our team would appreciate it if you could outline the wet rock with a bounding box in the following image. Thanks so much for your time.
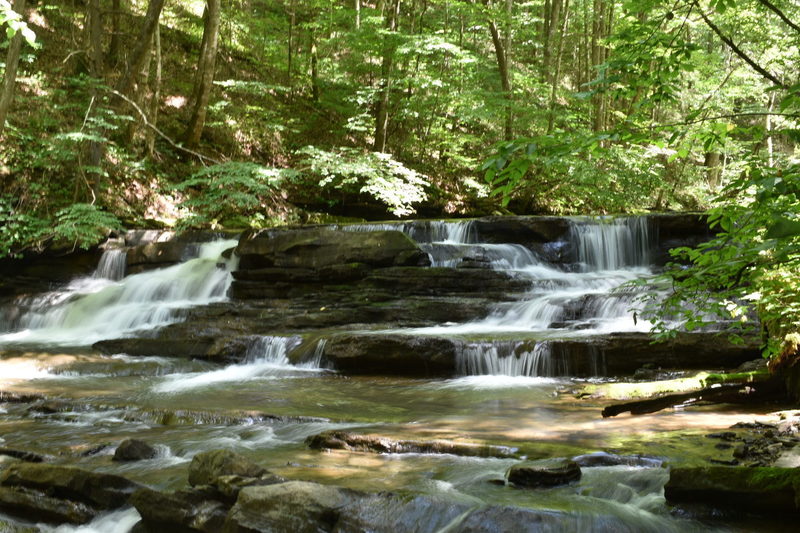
[93,337,218,360]
[665,466,800,513]
[223,481,357,533]
[507,459,582,488]
[0,463,142,509]
[571,451,662,468]
[113,439,157,462]
[0,448,47,463]
[335,493,473,532]
[236,228,427,270]
[0,486,97,525]
[322,334,458,376]
[456,505,570,533]
[213,474,286,503]
[130,486,228,533]
[188,450,267,487]
[364,267,529,298]
[306,430,517,458]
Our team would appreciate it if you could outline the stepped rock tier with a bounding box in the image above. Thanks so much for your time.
[1,214,788,532]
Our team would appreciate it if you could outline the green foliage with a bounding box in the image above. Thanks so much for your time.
[0,198,120,256]
[0,196,49,257]
[1,0,36,45]
[52,203,122,250]
[173,162,299,229]
[640,159,800,359]
[296,146,429,217]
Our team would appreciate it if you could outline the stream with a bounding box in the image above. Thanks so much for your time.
[0,217,787,532]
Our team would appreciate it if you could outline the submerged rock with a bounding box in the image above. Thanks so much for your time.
[113,439,157,462]
[665,466,800,513]
[188,450,267,487]
[507,459,582,488]
[306,430,517,458]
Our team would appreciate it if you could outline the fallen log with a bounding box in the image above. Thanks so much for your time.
[601,378,784,418]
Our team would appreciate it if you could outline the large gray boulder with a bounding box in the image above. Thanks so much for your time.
[223,481,357,533]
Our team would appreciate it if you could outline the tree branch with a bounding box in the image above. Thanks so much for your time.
[105,88,221,164]
[754,0,800,34]
[693,1,786,88]
[647,111,799,129]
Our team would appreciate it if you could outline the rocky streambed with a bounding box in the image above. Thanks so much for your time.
[0,214,798,531]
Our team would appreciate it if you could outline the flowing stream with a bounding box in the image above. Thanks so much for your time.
[0,219,781,532]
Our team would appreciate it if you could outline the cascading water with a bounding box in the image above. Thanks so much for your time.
[0,240,238,347]
[93,248,127,280]
[399,217,657,376]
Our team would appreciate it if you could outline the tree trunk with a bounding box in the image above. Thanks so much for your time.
[0,0,27,139]
[355,0,361,29]
[487,17,512,140]
[547,0,569,133]
[310,29,320,103]
[146,23,161,156]
[288,0,296,99]
[591,0,606,133]
[184,0,221,148]
[109,0,123,67]
[373,0,400,153]
[114,0,165,100]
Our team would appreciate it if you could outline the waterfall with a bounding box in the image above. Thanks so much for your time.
[0,240,238,347]
[409,216,654,336]
[93,248,127,280]
[456,342,554,377]
[571,217,652,271]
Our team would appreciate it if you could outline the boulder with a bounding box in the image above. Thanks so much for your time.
[0,463,142,509]
[236,228,429,270]
[322,334,458,376]
[93,337,218,360]
[664,466,800,514]
[507,458,582,488]
[113,439,157,462]
[188,450,267,487]
[0,486,96,525]
[223,481,357,533]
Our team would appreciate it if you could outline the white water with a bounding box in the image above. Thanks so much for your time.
[395,217,661,376]
[153,336,323,394]
[93,248,127,280]
[39,507,141,533]
[0,240,238,347]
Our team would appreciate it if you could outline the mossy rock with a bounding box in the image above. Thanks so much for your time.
[665,466,800,514]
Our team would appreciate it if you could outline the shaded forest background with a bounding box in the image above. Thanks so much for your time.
[1,0,795,240]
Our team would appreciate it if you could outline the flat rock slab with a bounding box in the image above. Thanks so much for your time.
[306,430,517,458]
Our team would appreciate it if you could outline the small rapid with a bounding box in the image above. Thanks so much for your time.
[153,336,326,393]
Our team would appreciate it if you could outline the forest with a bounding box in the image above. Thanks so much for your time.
[1,2,800,531]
